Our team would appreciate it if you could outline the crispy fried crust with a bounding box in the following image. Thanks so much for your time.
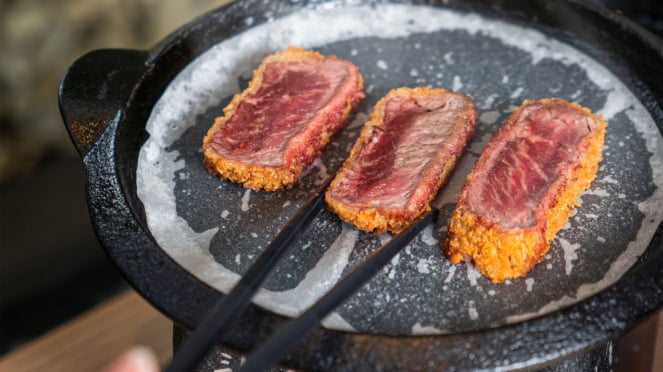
[327,157,461,233]
[443,98,607,283]
[203,47,364,191]
[326,86,476,233]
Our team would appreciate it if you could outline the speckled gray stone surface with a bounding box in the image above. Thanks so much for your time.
[59,0,663,370]
[138,3,663,336]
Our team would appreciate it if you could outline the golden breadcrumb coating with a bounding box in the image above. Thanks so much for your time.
[203,47,364,191]
[326,86,475,233]
[443,98,607,282]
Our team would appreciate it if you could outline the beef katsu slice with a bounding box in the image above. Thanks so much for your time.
[203,47,364,191]
[443,98,607,282]
[326,87,476,233]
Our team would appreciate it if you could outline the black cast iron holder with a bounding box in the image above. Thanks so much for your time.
[58,0,663,370]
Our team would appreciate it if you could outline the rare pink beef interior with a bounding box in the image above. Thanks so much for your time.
[206,59,359,167]
[464,101,601,228]
[329,93,473,211]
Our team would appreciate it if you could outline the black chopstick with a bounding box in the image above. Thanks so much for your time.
[165,175,334,372]
[238,210,437,372]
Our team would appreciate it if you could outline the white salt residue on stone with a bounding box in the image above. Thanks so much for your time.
[547,263,553,270]
[376,59,388,70]
[435,150,477,207]
[506,218,655,324]
[608,342,614,365]
[387,253,400,280]
[479,110,500,125]
[312,157,330,182]
[468,301,479,320]
[145,49,241,144]
[559,238,581,275]
[378,231,393,246]
[321,311,357,331]
[417,257,432,274]
[443,51,454,64]
[444,265,457,283]
[420,224,438,246]
[221,210,230,219]
[502,75,509,84]
[488,289,496,296]
[452,75,463,91]
[410,68,419,77]
[582,188,610,198]
[412,322,445,335]
[525,278,535,292]
[470,132,494,153]
[602,175,619,184]
[250,232,258,238]
[240,189,251,211]
[253,225,359,319]
[137,3,663,334]
[467,264,482,286]
[510,86,524,98]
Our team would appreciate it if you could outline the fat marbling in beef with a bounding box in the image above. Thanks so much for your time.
[326,87,476,233]
[444,98,607,282]
[203,47,364,191]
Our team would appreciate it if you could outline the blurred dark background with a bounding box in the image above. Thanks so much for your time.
[0,0,661,359]
[0,0,231,354]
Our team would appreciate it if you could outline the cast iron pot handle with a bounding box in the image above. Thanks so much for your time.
[58,49,148,157]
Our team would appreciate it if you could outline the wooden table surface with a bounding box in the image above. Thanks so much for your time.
[0,290,171,372]
[0,289,661,372]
